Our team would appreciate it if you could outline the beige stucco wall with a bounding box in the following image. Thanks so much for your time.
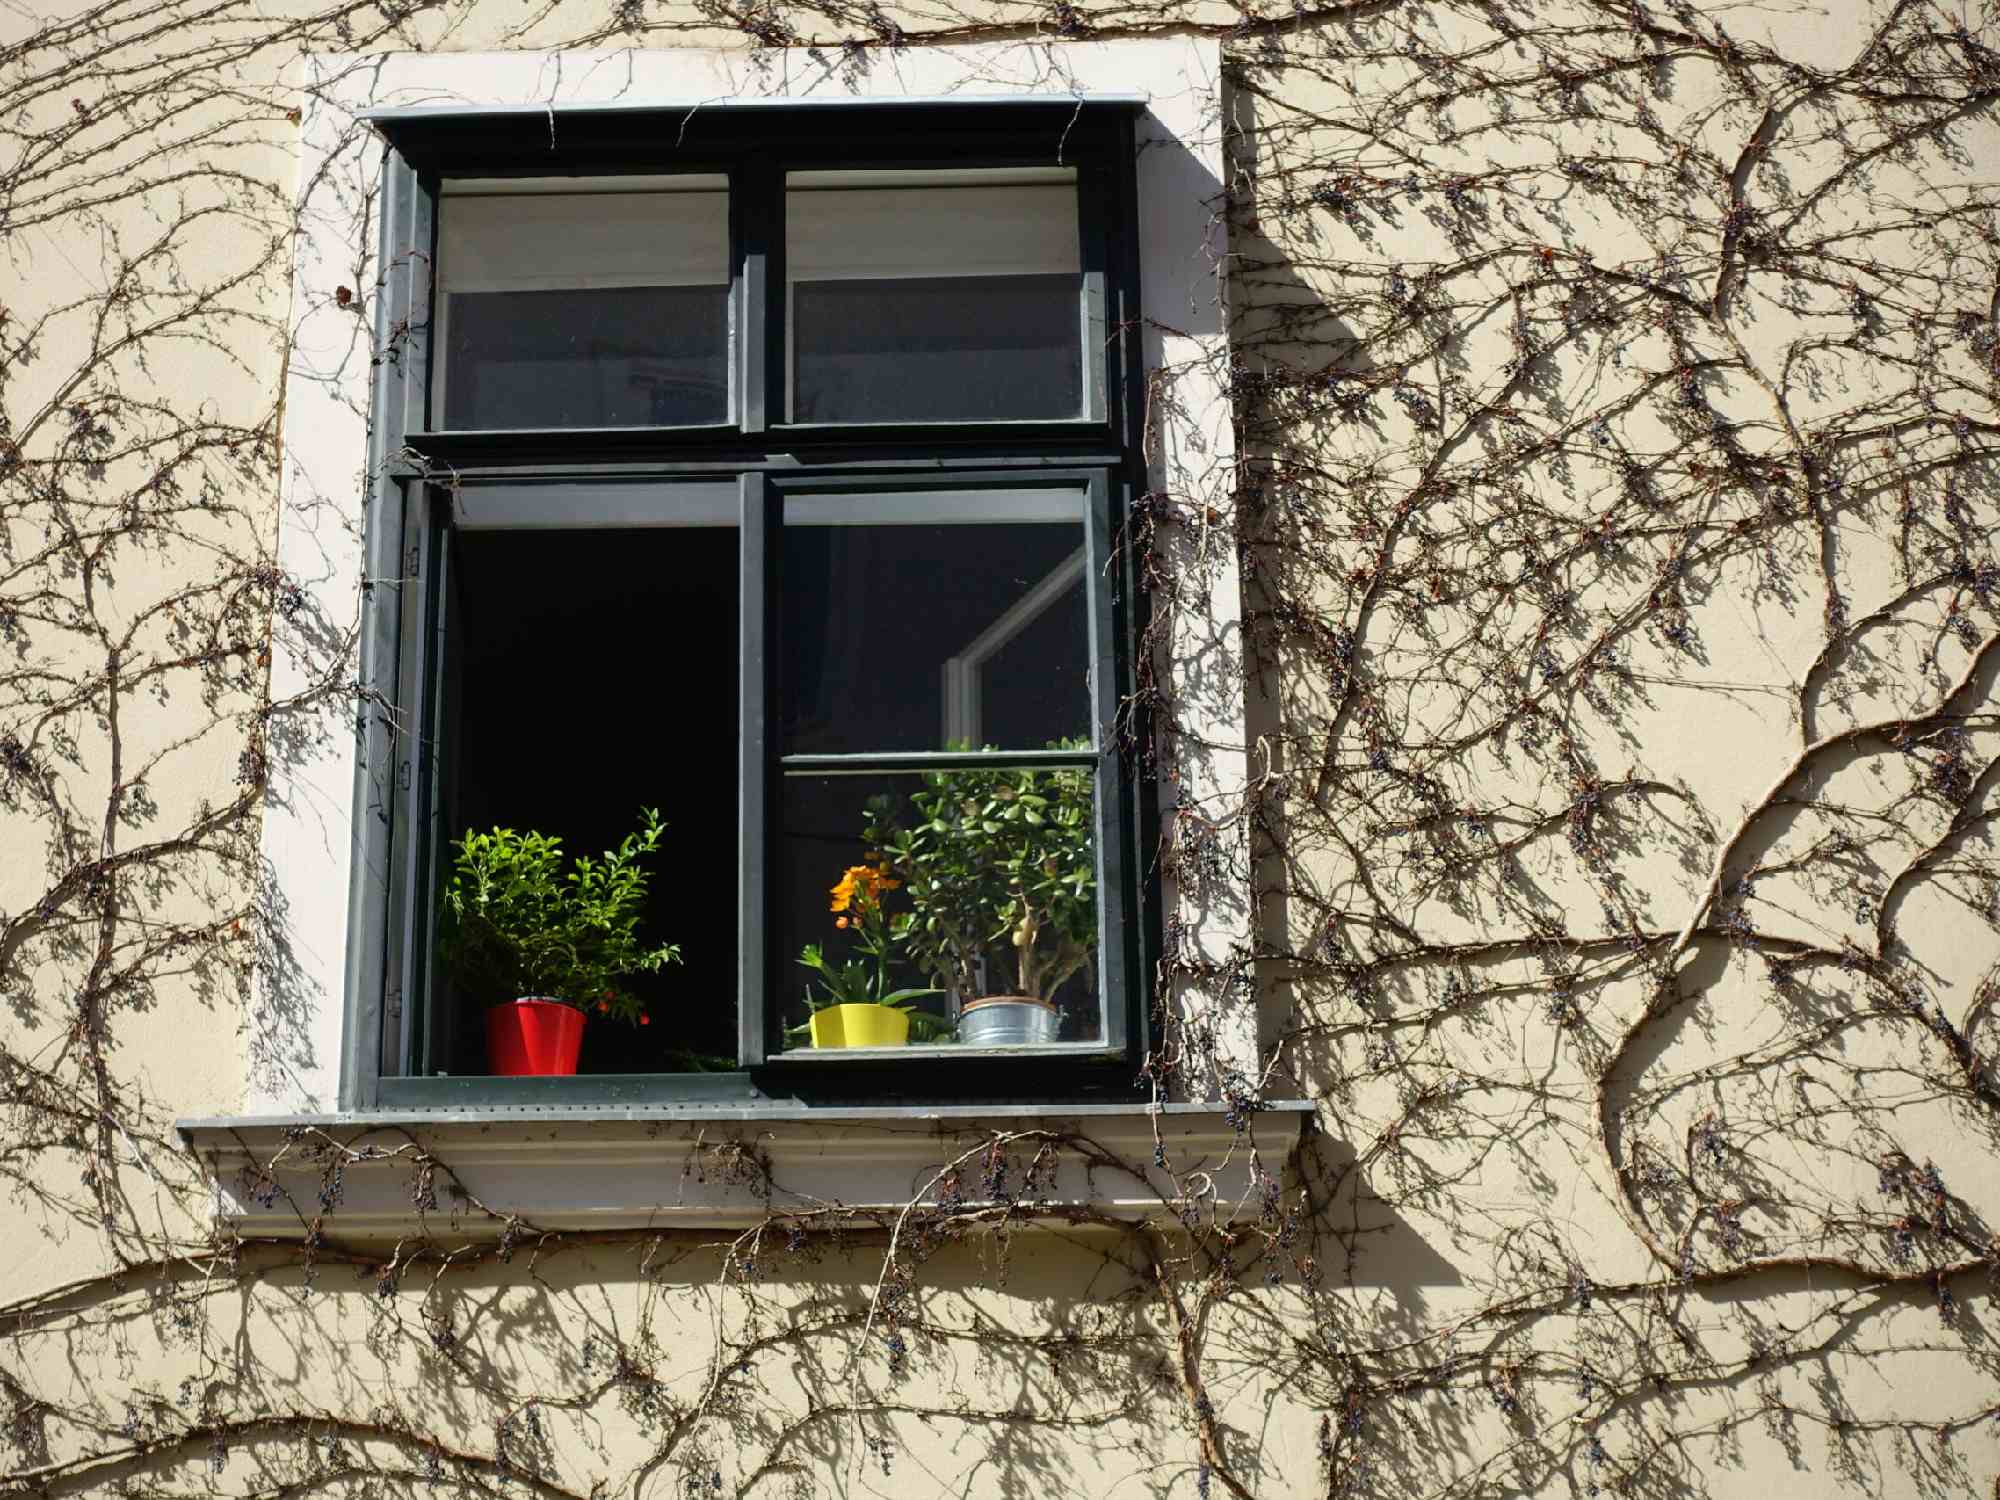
[1,2,1995,1497]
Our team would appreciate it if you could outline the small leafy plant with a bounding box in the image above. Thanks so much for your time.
[439,808,681,1025]
[864,743,1096,1004]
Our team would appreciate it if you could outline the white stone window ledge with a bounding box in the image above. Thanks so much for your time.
[178,1102,1316,1239]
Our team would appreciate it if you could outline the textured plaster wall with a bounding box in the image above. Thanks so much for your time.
[0,3,1996,1499]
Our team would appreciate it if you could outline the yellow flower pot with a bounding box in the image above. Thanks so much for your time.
[808,1003,910,1048]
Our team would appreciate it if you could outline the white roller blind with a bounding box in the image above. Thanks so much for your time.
[439,190,729,292]
[786,179,1079,282]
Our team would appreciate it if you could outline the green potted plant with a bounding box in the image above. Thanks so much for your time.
[793,858,944,1048]
[864,746,1096,1045]
[439,807,682,1075]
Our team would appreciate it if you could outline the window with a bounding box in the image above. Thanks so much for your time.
[435,175,731,429]
[785,168,1087,423]
[344,98,1155,1108]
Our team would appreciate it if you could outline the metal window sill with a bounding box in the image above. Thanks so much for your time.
[178,1101,1315,1240]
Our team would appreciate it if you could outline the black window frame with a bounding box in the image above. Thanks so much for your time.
[342,98,1155,1111]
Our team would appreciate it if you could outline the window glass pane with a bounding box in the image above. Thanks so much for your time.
[425,525,739,1076]
[780,492,1092,755]
[777,769,1102,1053]
[787,170,1083,423]
[792,276,1080,424]
[436,180,729,430]
[443,286,727,429]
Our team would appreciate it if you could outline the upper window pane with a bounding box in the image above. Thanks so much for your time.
[787,169,1083,424]
[435,177,730,430]
[781,490,1092,755]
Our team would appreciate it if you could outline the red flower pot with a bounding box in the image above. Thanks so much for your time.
[485,997,585,1076]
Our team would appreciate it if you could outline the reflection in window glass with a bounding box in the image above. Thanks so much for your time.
[779,770,1101,1052]
[787,170,1083,423]
[793,276,1080,424]
[443,286,727,429]
[436,180,730,430]
[780,494,1091,755]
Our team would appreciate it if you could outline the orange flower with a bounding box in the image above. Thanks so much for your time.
[829,870,859,912]
[829,861,901,924]
[835,916,849,929]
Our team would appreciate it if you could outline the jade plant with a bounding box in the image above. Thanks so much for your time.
[439,807,681,1025]
[864,743,1096,1005]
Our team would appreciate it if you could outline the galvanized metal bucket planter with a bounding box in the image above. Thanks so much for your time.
[957,996,1059,1046]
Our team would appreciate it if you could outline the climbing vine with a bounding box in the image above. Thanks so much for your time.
[1,1,1997,1497]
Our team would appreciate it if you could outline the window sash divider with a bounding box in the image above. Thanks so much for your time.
[1083,468,1127,1056]
[778,749,1099,773]
[744,155,781,436]
[756,1041,1122,1068]
[1078,162,1110,426]
[412,512,459,1078]
[414,424,741,441]
[404,165,437,438]
[379,489,442,1085]
[740,471,774,1069]
[1116,471,1156,1060]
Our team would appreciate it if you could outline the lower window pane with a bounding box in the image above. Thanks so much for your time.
[423,526,739,1076]
[778,767,1102,1052]
[441,285,729,430]
[791,274,1082,423]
